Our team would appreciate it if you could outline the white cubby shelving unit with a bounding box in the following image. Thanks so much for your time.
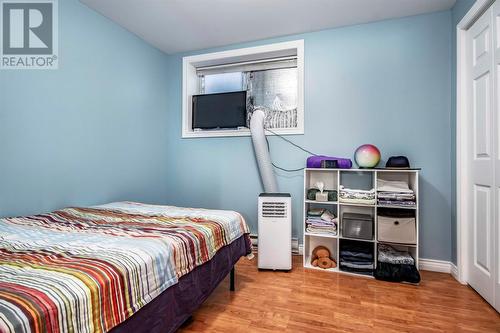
[302,168,420,278]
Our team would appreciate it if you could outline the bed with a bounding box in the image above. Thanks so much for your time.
[0,202,252,333]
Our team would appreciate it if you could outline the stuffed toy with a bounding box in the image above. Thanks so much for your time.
[311,246,337,269]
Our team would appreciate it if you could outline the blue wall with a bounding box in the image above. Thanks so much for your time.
[164,11,454,261]
[450,0,476,264]
[0,2,464,262]
[0,0,170,217]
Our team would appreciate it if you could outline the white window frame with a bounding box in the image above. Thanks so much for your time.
[182,40,305,138]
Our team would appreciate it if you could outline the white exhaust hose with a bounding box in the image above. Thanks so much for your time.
[250,109,279,193]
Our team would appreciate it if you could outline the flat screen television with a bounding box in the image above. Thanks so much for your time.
[192,91,247,130]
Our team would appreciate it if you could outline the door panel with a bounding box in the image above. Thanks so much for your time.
[467,5,497,308]
[473,72,492,158]
[473,26,490,66]
[473,185,491,274]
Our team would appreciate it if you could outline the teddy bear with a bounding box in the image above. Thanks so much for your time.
[311,245,337,269]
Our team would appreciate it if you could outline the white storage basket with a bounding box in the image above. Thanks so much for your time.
[377,215,416,244]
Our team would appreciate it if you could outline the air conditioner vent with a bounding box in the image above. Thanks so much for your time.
[258,194,291,270]
[262,201,287,218]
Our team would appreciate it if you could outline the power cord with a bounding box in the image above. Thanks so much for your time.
[264,128,318,172]
[265,128,318,156]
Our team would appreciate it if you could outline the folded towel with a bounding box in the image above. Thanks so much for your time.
[377,179,413,193]
[340,261,374,270]
[377,200,416,206]
[377,192,416,201]
[339,186,376,204]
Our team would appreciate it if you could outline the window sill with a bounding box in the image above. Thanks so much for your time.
[181,127,304,138]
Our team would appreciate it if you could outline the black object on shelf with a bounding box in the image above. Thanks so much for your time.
[339,239,374,275]
[342,213,373,240]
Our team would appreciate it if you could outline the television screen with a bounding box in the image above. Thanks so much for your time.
[192,91,247,130]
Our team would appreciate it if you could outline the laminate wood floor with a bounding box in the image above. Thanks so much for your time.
[179,255,500,333]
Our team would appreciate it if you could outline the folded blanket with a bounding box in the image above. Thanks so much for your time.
[340,255,374,264]
[340,261,374,270]
[340,265,374,274]
[306,219,338,226]
[340,248,373,256]
[377,200,416,206]
[306,227,337,236]
[341,197,376,205]
[339,186,376,204]
[377,192,416,201]
[306,216,337,235]
[377,179,413,193]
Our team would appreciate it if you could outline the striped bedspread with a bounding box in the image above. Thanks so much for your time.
[0,202,250,333]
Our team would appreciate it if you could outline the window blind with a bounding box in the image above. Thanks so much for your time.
[196,56,297,75]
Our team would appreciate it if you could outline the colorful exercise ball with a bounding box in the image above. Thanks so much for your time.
[354,144,381,168]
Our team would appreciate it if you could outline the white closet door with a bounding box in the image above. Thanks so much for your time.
[493,0,500,313]
[466,6,497,307]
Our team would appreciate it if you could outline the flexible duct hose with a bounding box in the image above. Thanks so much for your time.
[250,109,279,193]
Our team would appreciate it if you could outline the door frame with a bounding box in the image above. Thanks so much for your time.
[456,0,495,284]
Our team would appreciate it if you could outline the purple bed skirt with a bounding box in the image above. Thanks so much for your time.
[110,235,252,333]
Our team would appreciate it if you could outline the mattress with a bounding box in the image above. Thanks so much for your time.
[0,202,250,333]
[110,234,251,333]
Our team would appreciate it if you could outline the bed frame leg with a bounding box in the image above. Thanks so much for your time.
[230,267,235,291]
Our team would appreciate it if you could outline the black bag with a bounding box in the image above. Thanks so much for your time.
[374,261,421,283]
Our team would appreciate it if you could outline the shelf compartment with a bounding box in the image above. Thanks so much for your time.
[376,171,418,216]
[376,171,418,189]
[340,171,374,191]
[304,169,338,207]
[377,208,416,244]
[305,170,338,191]
[339,239,375,277]
[376,243,419,268]
[303,234,338,272]
[339,204,375,242]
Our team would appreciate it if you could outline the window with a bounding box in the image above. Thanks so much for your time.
[183,40,304,138]
[246,68,298,129]
[199,67,298,129]
[202,72,244,94]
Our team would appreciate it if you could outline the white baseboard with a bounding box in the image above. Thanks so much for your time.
[449,263,467,284]
[419,258,452,273]
[419,259,464,283]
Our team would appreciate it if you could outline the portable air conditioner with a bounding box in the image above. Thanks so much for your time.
[258,193,292,270]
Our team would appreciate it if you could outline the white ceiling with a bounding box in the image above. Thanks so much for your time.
[80,0,456,54]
